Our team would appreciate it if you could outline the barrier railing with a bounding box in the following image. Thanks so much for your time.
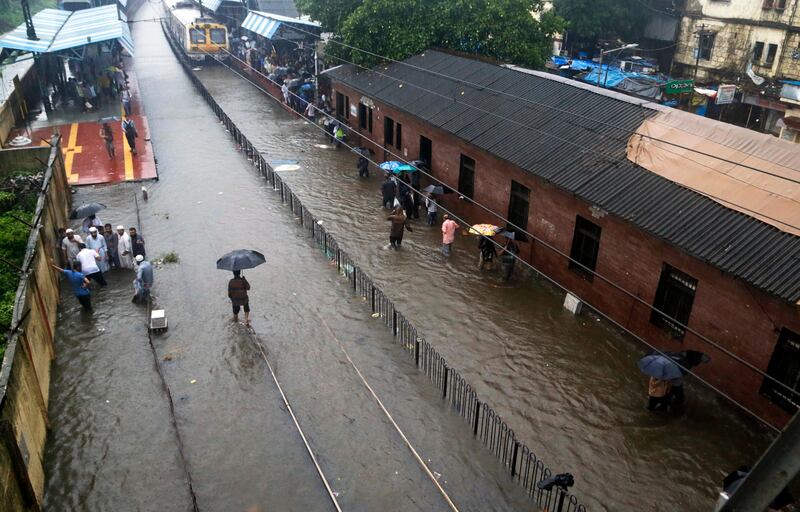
[163,22,587,512]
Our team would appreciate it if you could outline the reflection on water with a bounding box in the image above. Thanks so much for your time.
[194,64,774,511]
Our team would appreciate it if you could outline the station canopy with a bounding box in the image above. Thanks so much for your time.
[241,10,321,40]
[0,5,134,56]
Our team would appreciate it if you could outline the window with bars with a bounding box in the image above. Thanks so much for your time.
[359,103,373,132]
[753,41,765,62]
[761,328,800,413]
[699,33,715,60]
[569,216,602,280]
[766,43,779,64]
[650,264,698,339]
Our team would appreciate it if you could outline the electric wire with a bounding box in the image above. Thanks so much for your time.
[211,45,800,405]
[283,21,799,180]
[195,47,786,431]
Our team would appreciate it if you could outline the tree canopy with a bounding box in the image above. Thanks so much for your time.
[315,0,564,69]
[552,0,645,43]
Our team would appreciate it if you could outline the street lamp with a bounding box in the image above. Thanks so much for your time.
[597,43,639,87]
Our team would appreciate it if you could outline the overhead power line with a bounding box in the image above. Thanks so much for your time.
[198,46,796,427]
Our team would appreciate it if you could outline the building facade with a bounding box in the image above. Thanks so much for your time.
[672,0,800,136]
[326,50,800,428]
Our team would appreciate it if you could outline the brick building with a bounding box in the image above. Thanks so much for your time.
[325,50,800,428]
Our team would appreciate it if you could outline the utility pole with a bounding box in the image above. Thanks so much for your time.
[21,0,38,40]
[718,412,800,511]
[694,24,706,79]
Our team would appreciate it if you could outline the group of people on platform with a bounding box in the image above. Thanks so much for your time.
[53,215,153,311]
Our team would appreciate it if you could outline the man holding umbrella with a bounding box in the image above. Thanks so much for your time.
[217,249,266,327]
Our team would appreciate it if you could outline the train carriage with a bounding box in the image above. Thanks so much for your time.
[166,1,229,62]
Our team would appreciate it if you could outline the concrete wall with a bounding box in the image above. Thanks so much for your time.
[0,136,70,511]
[333,83,800,427]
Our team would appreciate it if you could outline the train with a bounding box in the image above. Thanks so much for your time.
[164,1,230,62]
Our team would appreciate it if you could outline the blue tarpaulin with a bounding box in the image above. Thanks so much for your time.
[240,10,320,40]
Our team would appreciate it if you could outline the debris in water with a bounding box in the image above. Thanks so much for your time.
[192,67,201,71]
[106,400,110,403]
[371,313,379,318]
[97,327,105,332]
[317,220,323,225]
[218,191,224,195]
[190,379,197,384]
[434,471,442,479]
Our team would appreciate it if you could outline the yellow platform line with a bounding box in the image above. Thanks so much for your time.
[64,123,82,183]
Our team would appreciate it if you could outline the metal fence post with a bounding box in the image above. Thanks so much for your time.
[414,339,420,366]
[511,441,520,477]
[442,366,449,399]
[473,400,481,436]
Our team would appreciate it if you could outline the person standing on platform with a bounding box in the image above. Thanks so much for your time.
[116,225,134,269]
[122,116,138,155]
[100,122,115,159]
[121,88,132,117]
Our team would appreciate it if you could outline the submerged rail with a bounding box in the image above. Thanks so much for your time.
[162,21,587,512]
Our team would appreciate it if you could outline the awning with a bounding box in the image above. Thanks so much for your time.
[0,5,133,56]
[241,10,320,40]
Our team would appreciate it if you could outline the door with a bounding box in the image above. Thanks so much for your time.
[419,136,432,168]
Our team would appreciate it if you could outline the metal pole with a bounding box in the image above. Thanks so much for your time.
[597,50,603,86]
[21,0,38,41]
[719,412,800,512]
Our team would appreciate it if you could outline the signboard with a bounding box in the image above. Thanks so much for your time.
[665,79,694,94]
[716,84,737,105]
[350,104,358,117]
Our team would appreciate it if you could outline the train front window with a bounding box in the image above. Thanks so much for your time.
[190,28,206,44]
[210,28,226,45]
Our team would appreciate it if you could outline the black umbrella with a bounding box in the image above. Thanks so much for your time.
[216,249,266,271]
[422,184,444,194]
[664,350,710,375]
[70,202,107,219]
[500,230,516,240]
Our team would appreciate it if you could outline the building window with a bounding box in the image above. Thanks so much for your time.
[419,136,432,168]
[395,122,402,149]
[359,103,373,132]
[345,95,350,119]
[753,41,765,62]
[650,264,698,339]
[766,43,779,64]
[698,33,715,60]
[507,181,530,236]
[778,0,787,8]
[335,91,345,118]
[764,0,787,8]
[569,216,602,279]
[384,117,395,146]
[760,328,800,413]
[458,155,475,199]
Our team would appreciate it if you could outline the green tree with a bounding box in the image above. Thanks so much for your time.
[294,0,363,33]
[552,0,644,43]
[331,0,564,69]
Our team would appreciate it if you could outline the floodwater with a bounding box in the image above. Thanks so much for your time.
[187,32,775,512]
[42,3,536,512]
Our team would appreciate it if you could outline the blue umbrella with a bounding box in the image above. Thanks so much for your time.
[379,161,417,174]
[637,354,683,380]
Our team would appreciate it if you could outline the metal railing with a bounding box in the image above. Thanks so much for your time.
[162,22,587,512]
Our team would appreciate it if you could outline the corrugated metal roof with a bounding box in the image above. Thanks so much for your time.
[0,5,133,56]
[325,50,800,303]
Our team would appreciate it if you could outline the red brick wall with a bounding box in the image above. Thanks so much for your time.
[333,82,800,427]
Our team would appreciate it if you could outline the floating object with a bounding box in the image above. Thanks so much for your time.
[192,67,201,71]
[314,144,332,149]
[190,379,197,384]
[275,164,300,172]
[149,309,168,333]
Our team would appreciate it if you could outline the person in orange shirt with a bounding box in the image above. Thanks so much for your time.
[441,214,458,256]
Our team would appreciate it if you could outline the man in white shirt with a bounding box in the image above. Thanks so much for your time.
[62,228,83,269]
[76,243,107,286]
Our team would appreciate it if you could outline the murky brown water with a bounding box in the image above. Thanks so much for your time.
[188,40,776,512]
[42,3,538,511]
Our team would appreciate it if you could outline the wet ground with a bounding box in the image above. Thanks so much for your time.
[42,3,537,511]
[187,33,774,512]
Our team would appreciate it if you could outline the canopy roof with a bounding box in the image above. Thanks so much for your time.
[241,10,320,40]
[0,5,133,56]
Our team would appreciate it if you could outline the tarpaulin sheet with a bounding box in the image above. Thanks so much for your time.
[627,110,800,235]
